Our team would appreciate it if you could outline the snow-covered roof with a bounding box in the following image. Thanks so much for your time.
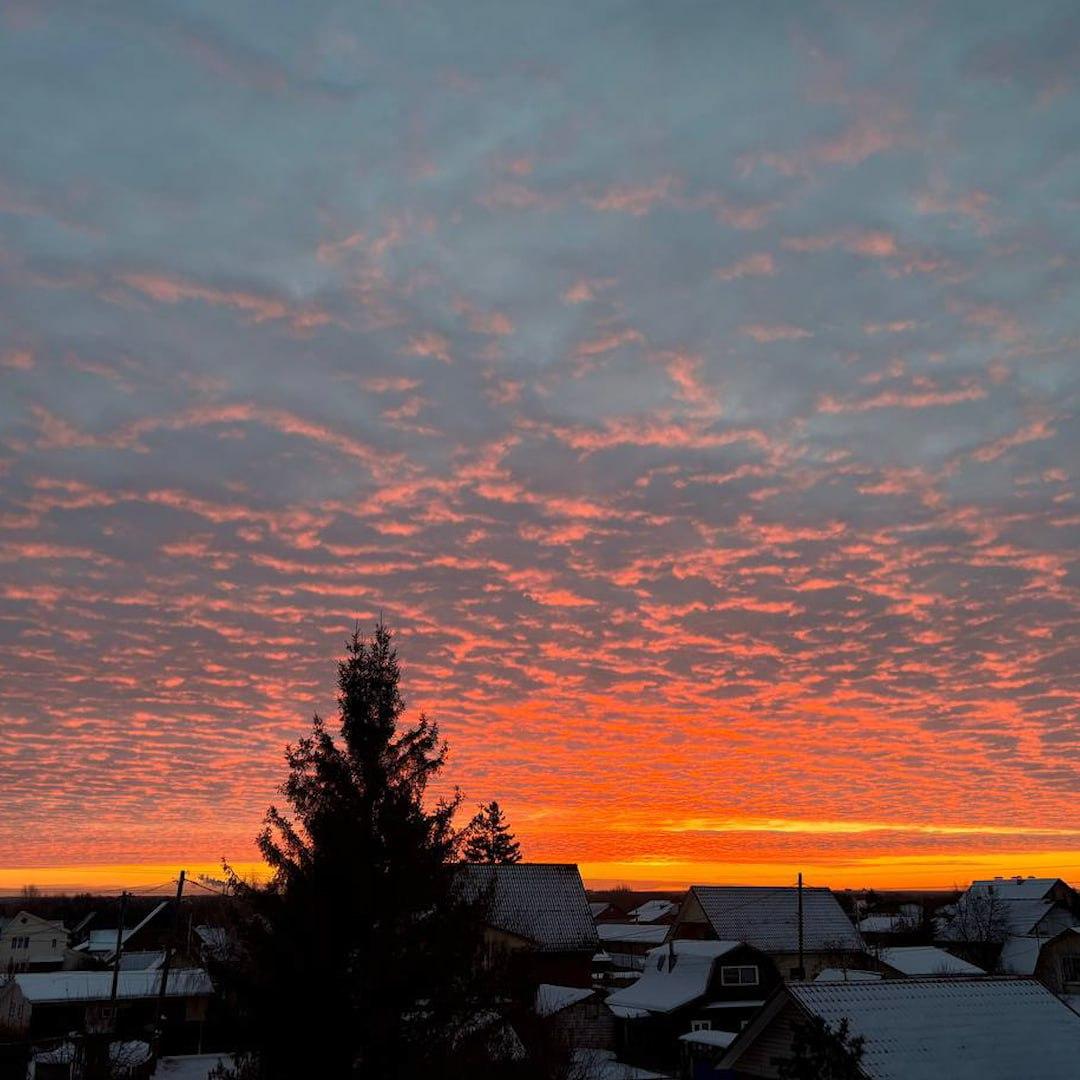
[590,902,612,917]
[878,946,983,977]
[678,1028,737,1049]
[689,886,863,953]
[81,901,168,956]
[999,935,1042,975]
[458,863,598,952]
[630,899,676,923]
[14,969,213,1004]
[970,877,1068,902]
[729,977,1080,1080]
[117,950,166,971]
[606,940,739,1015]
[535,983,594,1017]
[858,914,913,934]
[569,1049,668,1079]
[152,1055,234,1079]
[597,923,670,946]
[1000,899,1061,935]
[999,927,1080,975]
[814,968,883,982]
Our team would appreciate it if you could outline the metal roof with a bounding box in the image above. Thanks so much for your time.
[689,885,863,953]
[877,946,983,977]
[458,863,598,952]
[11,969,213,1004]
[765,977,1080,1079]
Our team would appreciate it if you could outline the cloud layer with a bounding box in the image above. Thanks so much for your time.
[1,0,1078,886]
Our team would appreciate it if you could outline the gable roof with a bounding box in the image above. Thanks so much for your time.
[722,977,1080,1080]
[458,863,597,953]
[688,886,863,953]
[970,877,1070,901]
[606,940,740,1014]
[13,969,213,1004]
[877,946,983,977]
[1,911,66,937]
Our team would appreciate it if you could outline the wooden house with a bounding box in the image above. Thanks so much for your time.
[606,939,780,1073]
[671,886,866,981]
[458,863,599,990]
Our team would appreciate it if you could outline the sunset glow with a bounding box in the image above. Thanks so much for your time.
[1,2,1078,894]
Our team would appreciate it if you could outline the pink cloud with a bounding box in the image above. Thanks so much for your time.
[784,229,898,258]
[714,252,776,281]
[403,331,453,363]
[740,323,812,342]
[586,176,678,216]
[1,349,33,370]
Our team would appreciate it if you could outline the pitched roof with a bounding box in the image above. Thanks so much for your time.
[13,969,213,1004]
[629,899,676,923]
[999,927,1080,975]
[877,946,983,977]
[606,940,740,1014]
[970,877,1068,901]
[688,886,863,953]
[597,923,670,946]
[814,968,883,982]
[458,863,598,952]
[535,983,594,1017]
[80,901,169,956]
[724,977,1080,1080]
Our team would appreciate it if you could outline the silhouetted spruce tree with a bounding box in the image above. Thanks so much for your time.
[463,801,522,864]
[777,1015,865,1080]
[217,623,519,1079]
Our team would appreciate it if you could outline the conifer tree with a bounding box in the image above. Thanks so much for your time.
[217,623,515,1079]
[463,801,522,864]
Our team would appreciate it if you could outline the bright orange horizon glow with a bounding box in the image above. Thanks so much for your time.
[3,846,1079,896]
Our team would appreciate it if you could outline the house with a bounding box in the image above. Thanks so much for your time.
[1,911,68,972]
[76,902,169,962]
[590,901,628,923]
[458,863,599,989]
[876,945,983,977]
[998,926,1080,995]
[534,983,615,1052]
[671,886,865,981]
[628,900,678,925]
[969,877,1079,910]
[606,939,779,1073]
[0,969,214,1050]
[718,976,1080,1079]
[596,923,671,971]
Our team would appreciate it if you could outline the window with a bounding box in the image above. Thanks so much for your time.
[720,964,759,986]
[691,1020,712,1032]
[1063,956,1080,984]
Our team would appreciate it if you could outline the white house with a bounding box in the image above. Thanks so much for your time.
[0,911,68,972]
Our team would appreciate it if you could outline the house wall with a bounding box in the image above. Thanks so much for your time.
[1034,935,1080,995]
[551,998,616,1052]
[1,913,67,973]
[0,982,30,1034]
[726,1001,799,1079]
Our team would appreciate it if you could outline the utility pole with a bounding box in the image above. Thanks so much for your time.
[109,890,129,1008]
[152,871,186,1059]
[797,872,805,980]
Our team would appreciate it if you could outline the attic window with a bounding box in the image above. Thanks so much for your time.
[721,965,758,986]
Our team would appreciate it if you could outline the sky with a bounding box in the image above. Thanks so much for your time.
[1,1,1079,893]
